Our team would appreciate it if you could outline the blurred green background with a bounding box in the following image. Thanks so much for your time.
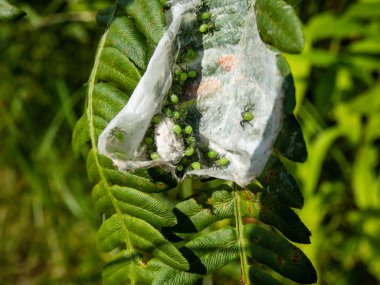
[0,0,379,284]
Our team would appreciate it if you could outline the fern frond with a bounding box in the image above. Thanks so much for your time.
[86,149,171,192]
[152,227,239,285]
[97,214,189,270]
[275,114,308,162]
[92,184,177,227]
[249,266,284,285]
[105,16,150,70]
[155,222,316,284]
[102,251,153,285]
[244,224,317,284]
[165,182,310,244]
[259,155,304,209]
[72,0,317,284]
[118,0,166,45]
[73,83,128,154]
[71,1,187,283]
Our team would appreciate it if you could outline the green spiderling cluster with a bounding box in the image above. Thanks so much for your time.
[139,3,229,175]
[207,150,230,167]
[144,114,162,161]
[197,5,216,34]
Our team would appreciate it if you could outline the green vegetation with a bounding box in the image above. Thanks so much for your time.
[0,0,379,284]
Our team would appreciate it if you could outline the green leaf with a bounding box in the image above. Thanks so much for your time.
[97,47,141,94]
[305,13,364,42]
[153,227,239,285]
[166,184,311,244]
[249,266,283,285]
[244,224,317,284]
[72,13,156,155]
[255,0,304,54]
[344,2,380,20]
[275,115,307,162]
[72,83,128,154]
[86,149,172,193]
[97,214,189,271]
[164,184,235,239]
[0,0,26,21]
[72,113,90,154]
[277,55,296,115]
[241,186,311,244]
[105,16,150,70]
[118,0,166,45]
[158,224,314,284]
[102,251,153,285]
[259,155,304,209]
[96,5,114,27]
[92,184,177,227]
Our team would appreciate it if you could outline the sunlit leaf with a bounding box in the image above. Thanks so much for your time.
[255,0,304,53]
[0,0,26,21]
[97,214,189,271]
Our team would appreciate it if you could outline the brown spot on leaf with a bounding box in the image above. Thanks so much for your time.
[156,182,167,191]
[290,249,302,264]
[247,203,252,214]
[277,255,285,266]
[264,170,277,184]
[252,234,261,244]
[192,192,201,201]
[243,217,257,225]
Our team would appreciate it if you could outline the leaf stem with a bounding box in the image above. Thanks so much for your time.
[233,183,250,285]
[87,14,137,285]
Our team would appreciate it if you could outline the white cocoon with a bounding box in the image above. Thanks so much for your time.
[98,0,284,187]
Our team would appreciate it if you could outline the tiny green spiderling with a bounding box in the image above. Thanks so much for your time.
[173,111,180,120]
[150,152,160,160]
[187,70,197,78]
[186,136,196,145]
[173,124,182,134]
[191,161,201,170]
[216,157,229,166]
[152,115,161,124]
[144,136,154,145]
[109,127,126,142]
[201,11,212,21]
[185,48,197,61]
[185,146,194,156]
[180,72,188,81]
[170,94,179,104]
[207,150,217,159]
[240,105,254,128]
[243,112,254,122]
[184,125,193,135]
[180,157,188,164]
[176,164,184,171]
[199,23,209,33]
[164,107,172,117]
[174,68,182,76]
